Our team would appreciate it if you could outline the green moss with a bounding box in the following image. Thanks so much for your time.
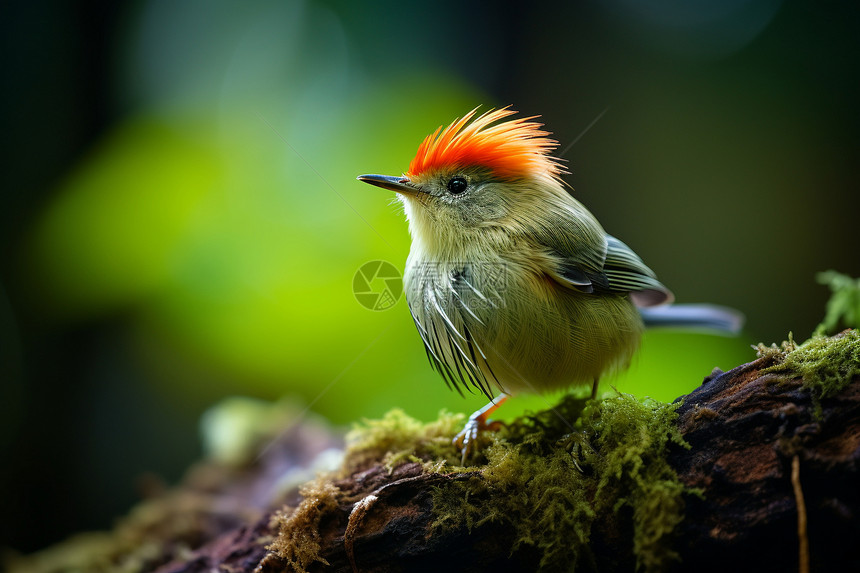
[267,480,341,573]
[588,396,690,570]
[753,331,798,360]
[761,330,860,417]
[269,394,692,571]
[342,408,466,473]
[429,394,691,572]
[754,272,860,418]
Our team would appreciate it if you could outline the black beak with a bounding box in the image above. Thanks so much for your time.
[356,174,418,195]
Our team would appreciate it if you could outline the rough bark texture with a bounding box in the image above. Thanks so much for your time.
[670,356,860,571]
[8,342,860,573]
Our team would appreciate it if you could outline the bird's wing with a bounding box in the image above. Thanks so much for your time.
[541,234,674,308]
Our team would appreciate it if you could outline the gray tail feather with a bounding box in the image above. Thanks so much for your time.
[639,304,745,335]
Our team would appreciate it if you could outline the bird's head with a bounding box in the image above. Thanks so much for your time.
[358,108,569,250]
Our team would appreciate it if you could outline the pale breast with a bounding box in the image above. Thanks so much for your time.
[404,255,643,397]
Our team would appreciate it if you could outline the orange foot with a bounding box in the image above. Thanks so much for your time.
[452,395,510,465]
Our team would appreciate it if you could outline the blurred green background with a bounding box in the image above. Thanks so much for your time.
[2,0,858,554]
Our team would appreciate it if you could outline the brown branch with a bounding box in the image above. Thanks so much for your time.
[7,334,860,573]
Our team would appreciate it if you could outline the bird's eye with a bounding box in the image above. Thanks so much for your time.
[447,176,468,194]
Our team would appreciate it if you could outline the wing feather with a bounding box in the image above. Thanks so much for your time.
[540,233,673,307]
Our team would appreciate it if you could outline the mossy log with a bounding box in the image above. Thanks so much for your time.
[8,333,860,573]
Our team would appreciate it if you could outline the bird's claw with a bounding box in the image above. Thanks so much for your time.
[556,431,596,473]
[453,414,504,466]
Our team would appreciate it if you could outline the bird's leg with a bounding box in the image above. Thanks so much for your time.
[453,394,510,465]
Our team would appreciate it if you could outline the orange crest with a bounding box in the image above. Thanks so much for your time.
[405,107,564,181]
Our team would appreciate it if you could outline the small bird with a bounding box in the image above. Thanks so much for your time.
[358,107,741,460]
